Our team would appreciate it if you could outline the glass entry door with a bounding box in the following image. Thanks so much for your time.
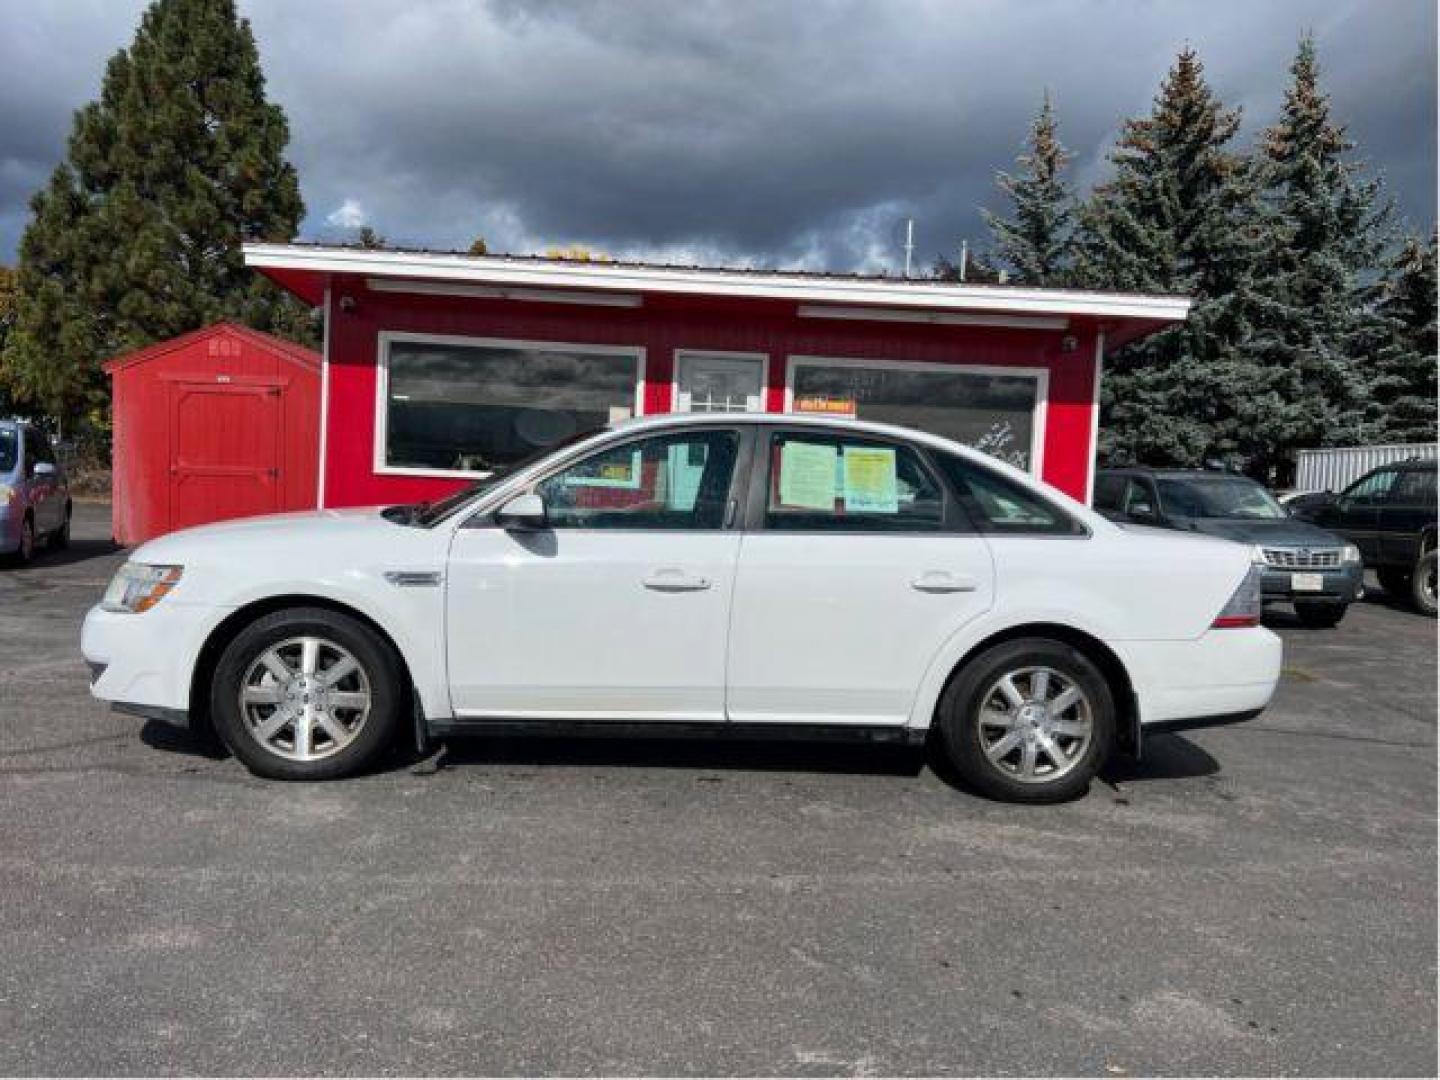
[675,352,766,414]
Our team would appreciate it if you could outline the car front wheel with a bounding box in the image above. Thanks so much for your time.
[1294,600,1348,628]
[938,638,1115,803]
[1413,552,1437,617]
[210,607,405,780]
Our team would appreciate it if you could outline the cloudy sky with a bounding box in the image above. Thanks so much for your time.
[1,0,1435,273]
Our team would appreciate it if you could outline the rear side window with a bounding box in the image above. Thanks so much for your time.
[938,454,1083,535]
[763,432,945,532]
[0,428,16,473]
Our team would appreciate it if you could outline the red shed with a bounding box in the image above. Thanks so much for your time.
[105,322,321,545]
[244,244,1191,510]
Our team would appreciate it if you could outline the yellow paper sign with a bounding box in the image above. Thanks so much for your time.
[843,446,898,513]
[778,441,837,510]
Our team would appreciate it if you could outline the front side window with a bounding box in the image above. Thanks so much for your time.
[764,432,945,532]
[383,337,641,474]
[789,360,1041,470]
[1093,474,1124,511]
[537,430,740,530]
[938,454,1082,535]
[1385,468,1436,506]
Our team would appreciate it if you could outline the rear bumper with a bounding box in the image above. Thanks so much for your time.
[1260,564,1363,603]
[1115,626,1283,728]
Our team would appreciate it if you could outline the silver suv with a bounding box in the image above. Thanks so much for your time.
[0,420,72,564]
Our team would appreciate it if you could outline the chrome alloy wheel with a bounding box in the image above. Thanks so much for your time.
[238,636,372,762]
[976,666,1094,784]
[1421,560,1437,608]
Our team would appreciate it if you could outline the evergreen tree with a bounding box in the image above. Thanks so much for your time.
[982,92,1075,285]
[1075,48,1270,470]
[1367,232,1438,443]
[0,266,15,355]
[1,0,310,426]
[1248,34,1393,456]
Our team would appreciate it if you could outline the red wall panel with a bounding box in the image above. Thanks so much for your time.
[321,277,1100,508]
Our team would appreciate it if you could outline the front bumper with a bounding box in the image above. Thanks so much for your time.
[81,601,229,715]
[1260,563,1363,603]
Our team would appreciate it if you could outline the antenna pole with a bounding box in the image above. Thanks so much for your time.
[903,218,914,278]
[959,240,969,283]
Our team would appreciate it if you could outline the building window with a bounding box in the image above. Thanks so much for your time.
[380,334,643,474]
[787,357,1045,472]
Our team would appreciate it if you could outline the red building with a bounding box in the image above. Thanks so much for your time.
[105,322,321,545]
[244,243,1189,509]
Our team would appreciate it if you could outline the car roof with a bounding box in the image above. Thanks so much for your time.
[1097,467,1252,480]
[610,411,970,453]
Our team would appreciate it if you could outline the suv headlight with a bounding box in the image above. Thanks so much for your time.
[101,563,183,613]
[1342,544,1362,565]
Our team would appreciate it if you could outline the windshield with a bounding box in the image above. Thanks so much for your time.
[402,427,604,527]
[0,428,15,473]
[1157,477,1287,520]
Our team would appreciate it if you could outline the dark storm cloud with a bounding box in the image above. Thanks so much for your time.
[0,0,1434,271]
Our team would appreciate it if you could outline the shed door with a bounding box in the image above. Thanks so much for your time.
[168,381,283,533]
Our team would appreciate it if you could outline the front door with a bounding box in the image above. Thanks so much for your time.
[725,428,995,726]
[675,352,766,414]
[1324,468,1396,562]
[169,381,282,534]
[445,426,747,720]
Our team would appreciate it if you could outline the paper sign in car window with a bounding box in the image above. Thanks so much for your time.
[843,446,899,513]
[778,441,837,510]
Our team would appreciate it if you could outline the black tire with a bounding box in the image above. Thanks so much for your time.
[1294,600,1348,628]
[1377,566,1411,598]
[1412,552,1437,617]
[51,504,71,550]
[210,606,406,780]
[938,638,1115,804]
[10,514,36,566]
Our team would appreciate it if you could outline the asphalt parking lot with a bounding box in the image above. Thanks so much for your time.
[0,502,1434,1076]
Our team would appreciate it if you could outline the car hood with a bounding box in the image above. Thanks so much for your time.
[1183,517,1346,546]
[131,507,398,562]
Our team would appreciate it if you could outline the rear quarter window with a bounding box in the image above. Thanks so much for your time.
[937,454,1084,535]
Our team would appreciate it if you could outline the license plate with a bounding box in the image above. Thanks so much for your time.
[1292,572,1324,592]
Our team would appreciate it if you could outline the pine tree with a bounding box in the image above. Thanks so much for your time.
[982,92,1075,285]
[1367,232,1438,443]
[0,0,310,426]
[1075,48,1270,469]
[1248,34,1393,456]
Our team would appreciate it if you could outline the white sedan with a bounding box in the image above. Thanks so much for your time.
[82,414,1281,802]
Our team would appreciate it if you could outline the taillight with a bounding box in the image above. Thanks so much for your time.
[1212,561,1263,628]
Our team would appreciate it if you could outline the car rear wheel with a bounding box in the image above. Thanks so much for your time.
[1412,552,1437,617]
[938,638,1115,803]
[51,504,71,550]
[1294,600,1347,628]
[210,607,405,780]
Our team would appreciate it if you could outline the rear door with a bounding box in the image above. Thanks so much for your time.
[168,381,282,534]
[724,427,994,726]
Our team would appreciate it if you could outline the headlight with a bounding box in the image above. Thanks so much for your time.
[1342,544,1362,565]
[101,563,183,613]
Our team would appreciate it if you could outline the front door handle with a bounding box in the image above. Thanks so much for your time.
[911,571,978,594]
[643,568,712,592]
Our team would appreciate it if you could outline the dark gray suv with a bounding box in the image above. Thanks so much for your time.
[0,420,72,565]
[1096,468,1363,627]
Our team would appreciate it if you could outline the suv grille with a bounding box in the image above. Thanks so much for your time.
[1262,547,1341,569]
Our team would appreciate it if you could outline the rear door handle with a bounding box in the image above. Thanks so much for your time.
[911,571,978,594]
[643,568,712,592]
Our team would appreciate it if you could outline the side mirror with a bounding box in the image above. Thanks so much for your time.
[32,461,56,477]
[495,492,547,531]
[1128,502,1158,522]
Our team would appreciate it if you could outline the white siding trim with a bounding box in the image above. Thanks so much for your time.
[1085,329,1105,506]
[317,285,331,508]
